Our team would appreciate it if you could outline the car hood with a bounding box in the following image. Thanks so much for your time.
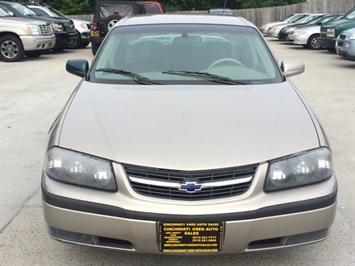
[58,82,319,170]
[340,27,355,35]
[322,18,352,28]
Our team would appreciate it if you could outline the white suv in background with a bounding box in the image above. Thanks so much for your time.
[0,7,55,62]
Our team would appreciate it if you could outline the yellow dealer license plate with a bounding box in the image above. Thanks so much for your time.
[159,222,223,253]
[90,31,100,37]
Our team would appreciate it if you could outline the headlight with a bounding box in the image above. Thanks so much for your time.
[326,29,335,38]
[51,23,64,32]
[286,27,296,33]
[27,25,40,35]
[45,147,117,191]
[348,33,355,40]
[265,148,333,192]
[78,23,89,30]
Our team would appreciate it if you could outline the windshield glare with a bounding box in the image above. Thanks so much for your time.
[91,24,282,85]
[9,2,37,16]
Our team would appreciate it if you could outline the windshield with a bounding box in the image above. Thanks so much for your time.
[0,6,9,16]
[30,6,66,18]
[90,24,282,85]
[302,14,325,23]
[8,2,37,16]
[345,8,355,19]
[290,14,307,23]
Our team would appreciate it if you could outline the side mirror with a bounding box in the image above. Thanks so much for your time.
[280,59,305,77]
[66,59,89,77]
[8,11,14,16]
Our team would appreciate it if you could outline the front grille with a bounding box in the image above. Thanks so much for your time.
[337,41,344,47]
[125,164,257,200]
[39,24,53,35]
[339,35,346,40]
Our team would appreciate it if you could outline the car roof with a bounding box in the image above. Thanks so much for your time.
[115,14,254,27]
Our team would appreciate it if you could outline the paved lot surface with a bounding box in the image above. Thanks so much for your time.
[0,39,354,265]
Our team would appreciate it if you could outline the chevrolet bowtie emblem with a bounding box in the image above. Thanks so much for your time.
[179,182,202,193]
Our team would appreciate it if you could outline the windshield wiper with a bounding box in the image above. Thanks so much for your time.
[95,68,161,85]
[162,70,245,85]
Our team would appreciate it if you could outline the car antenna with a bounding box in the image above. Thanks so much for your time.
[223,0,228,12]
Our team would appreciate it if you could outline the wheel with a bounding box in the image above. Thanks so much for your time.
[0,35,25,62]
[208,58,244,69]
[25,51,43,58]
[307,34,321,50]
[80,41,90,48]
[91,43,99,55]
[104,15,123,34]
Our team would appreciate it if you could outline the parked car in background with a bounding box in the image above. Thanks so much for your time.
[22,2,91,48]
[277,13,327,40]
[208,8,234,15]
[336,27,355,61]
[287,14,343,49]
[260,13,310,35]
[0,1,77,51]
[42,14,337,254]
[0,6,55,61]
[140,1,164,13]
[319,7,355,52]
[267,13,312,38]
[89,0,146,55]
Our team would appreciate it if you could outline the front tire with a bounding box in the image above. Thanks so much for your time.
[307,34,321,50]
[0,35,25,62]
[91,43,99,55]
[80,41,90,48]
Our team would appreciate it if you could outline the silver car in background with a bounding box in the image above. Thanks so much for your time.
[266,14,312,38]
[336,27,355,61]
[287,14,343,49]
[42,14,337,254]
[260,13,309,35]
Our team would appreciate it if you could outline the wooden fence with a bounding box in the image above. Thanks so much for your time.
[233,0,355,27]
[68,0,355,28]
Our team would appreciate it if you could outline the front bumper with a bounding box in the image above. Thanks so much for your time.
[336,40,355,61]
[288,34,308,45]
[20,34,56,51]
[54,32,78,49]
[318,37,336,49]
[267,29,281,38]
[42,162,337,254]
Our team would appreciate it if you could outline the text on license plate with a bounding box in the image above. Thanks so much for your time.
[159,222,223,253]
[90,31,100,37]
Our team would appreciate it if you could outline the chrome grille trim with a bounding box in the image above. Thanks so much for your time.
[128,175,253,188]
[39,24,53,35]
[124,164,257,200]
